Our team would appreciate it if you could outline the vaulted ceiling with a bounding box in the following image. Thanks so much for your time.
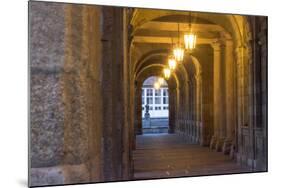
[130,8,250,88]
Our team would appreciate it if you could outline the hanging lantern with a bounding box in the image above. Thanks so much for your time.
[158,77,164,85]
[168,56,177,70]
[163,68,171,80]
[173,23,185,62]
[184,33,197,50]
[173,45,184,62]
[184,12,197,51]
[154,82,160,90]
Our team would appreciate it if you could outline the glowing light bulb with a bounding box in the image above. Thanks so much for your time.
[173,46,184,62]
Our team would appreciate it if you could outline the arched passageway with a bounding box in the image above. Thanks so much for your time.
[130,9,267,178]
[140,76,169,134]
[29,2,267,186]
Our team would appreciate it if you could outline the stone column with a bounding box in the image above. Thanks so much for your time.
[183,80,189,141]
[192,78,197,142]
[134,81,143,135]
[187,80,192,139]
[222,40,236,154]
[180,82,187,139]
[174,88,178,134]
[210,42,220,149]
[233,46,244,160]
[195,73,202,144]
[101,6,125,181]
[210,42,226,151]
[169,87,177,133]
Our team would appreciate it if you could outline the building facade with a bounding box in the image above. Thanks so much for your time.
[142,76,169,118]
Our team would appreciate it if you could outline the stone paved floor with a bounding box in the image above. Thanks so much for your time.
[133,133,252,180]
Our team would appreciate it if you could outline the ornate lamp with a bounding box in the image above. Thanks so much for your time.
[184,33,196,50]
[173,46,184,62]
[173,23,184,62]
[163,68,171,80]
[168,56,177,70]
[184,12,197,51]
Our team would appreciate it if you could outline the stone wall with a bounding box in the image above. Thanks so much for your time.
[236,16,268,171]
[29,2,131,186]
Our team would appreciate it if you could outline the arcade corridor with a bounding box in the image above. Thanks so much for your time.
[29,2,267,186]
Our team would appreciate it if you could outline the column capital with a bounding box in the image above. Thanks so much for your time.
[211,41,221,51]
[211,40,225,51]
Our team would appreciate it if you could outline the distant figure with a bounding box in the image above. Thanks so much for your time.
[144,104,150,119]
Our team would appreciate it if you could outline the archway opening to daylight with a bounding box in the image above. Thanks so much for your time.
[141,76,169,134]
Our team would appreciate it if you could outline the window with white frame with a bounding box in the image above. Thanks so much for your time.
[163,88,169,104]
[155,89,161,104]
[146,88,153,104]
[141,78,169,118]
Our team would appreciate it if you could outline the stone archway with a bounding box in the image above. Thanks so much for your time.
[134,63,179,139]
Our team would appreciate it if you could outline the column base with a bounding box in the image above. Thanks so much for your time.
[229,144,236,159]
[215,138,225,152]
[222,138,233,155]
[209,135,217,149]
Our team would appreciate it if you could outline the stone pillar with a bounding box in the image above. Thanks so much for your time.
[121,8,131,179]
[234,46,244,161]
[236,43,253,166]
[30,2,109,186]
[183,80,189,141]
[101,6,126,181]
[195,73,202,144]
[210,42,220,149]
[187,80,192,139]
[210,42,226,151]
[190,79,195,142]
[222,40,235,154]
[134,81,143,135]
[169,87,176,133]
[180,82,187,139]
